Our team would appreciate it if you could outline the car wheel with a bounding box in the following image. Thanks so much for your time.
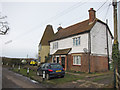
[46,74,50,80]
[61,75,64,78]
[36,72,40,76]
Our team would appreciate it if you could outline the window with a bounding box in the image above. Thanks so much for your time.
[73,56,81,65]
[39,44,41,50]
[41,64,45,68]
[73,37,80,46]
[45,64,49,69]
[53,42,58,49]
[50,64,62,69]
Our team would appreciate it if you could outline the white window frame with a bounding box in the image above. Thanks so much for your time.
[73,55,81,65]
[73,37,81,46]
[53,42,58,49]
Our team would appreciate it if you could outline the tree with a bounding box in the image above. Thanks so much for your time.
[0,15,9,35]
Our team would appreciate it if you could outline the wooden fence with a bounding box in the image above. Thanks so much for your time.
[116,69,120,88]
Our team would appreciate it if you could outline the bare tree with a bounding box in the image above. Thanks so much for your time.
[0,15,9,35]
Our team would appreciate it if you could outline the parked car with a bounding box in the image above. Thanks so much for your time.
[21,60,27,65]
[30,60,37,66]
[36,63,65,80]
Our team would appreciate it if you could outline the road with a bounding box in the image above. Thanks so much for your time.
[2,67,48,88]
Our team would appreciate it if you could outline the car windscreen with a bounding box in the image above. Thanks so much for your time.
[50,64,62,69]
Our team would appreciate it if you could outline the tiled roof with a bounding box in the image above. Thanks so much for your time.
[50,19,95,42]
[54,48,72,55]
[49,18,113,42]
[40,25,54,45]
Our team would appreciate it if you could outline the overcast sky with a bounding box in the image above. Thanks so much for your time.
[0,0,114,58]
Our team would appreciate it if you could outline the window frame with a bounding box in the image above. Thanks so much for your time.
[73,55,81,65]
[53,42,58,49]
[73,37,81,46]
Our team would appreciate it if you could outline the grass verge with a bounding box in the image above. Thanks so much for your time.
[44,73,84,85]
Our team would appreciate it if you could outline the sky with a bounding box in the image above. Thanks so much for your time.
[0,0,115,58]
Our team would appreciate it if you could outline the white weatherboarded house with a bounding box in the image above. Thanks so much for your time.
[49,8,113,72]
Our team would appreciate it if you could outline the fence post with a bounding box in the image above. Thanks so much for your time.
[116,69,120,89]
[27,68,29,75]
[42,71,45,81]
[18,65,20,72]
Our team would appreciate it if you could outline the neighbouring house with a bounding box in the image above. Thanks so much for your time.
[38,25,54,63]
[49,8,113,72]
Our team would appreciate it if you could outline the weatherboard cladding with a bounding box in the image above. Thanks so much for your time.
[49,18,113,42]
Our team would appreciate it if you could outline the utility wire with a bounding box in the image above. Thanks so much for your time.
[96,0,109,12]
[104,3,111,20]
[92,2,112,36]
[5,1,88,44]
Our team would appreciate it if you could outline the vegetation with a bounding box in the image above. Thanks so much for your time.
[12,68,36,77]
[112,42,120,73]
[45,73,84,84]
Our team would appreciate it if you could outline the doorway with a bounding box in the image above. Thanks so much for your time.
[56,57,59,63]
[61,57,65,68]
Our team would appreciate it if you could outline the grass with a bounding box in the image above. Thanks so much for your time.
[45,73,84,85]
[10,66,113,87]
[12,68,36,77]
[11,67,84,85]
[92,76,112,82]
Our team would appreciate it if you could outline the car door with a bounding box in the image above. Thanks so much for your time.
[39,64,45,75]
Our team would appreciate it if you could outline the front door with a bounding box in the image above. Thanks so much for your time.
[56,57,59,63]
[61,57,65,68]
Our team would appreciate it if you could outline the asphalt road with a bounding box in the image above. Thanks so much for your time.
[2,67,48,88]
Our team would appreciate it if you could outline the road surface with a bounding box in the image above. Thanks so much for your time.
[2,67,48,88]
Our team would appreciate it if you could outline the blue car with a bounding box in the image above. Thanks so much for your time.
[36,63,65,80]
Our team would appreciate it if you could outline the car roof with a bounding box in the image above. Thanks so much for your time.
[43,63,60,65]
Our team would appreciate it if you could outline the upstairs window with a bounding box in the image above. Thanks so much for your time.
[53,42,58,49]
[73,37,80,46]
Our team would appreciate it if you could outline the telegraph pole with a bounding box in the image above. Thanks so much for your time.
[113,0,118,43]
[112,0,118,88]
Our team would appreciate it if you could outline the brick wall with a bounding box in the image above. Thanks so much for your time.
[67,53,108,72]
[90,55,108,72]
[67,54,89,72]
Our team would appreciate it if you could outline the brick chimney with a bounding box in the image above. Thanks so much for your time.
[88,8,96,24]
[57,26,63,31]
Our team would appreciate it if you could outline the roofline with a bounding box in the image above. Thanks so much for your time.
[49,18,113,42]
[49,30,90,42]
[96,19,114,39]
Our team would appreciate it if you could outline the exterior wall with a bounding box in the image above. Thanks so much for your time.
[38,45,50,63]
[50,33,89,55]
[67,53,89,72]
[90,22,112,59]
[90,55,108,72]
[67,53,108,72]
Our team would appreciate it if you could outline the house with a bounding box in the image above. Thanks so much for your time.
[49,8,113,72]
[38,25,54,63]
